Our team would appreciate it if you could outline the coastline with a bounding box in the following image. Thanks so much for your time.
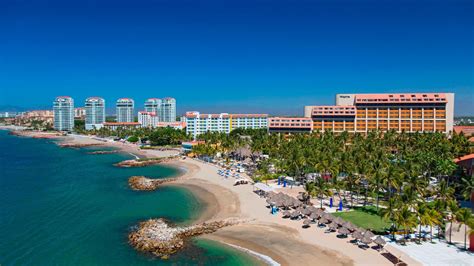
[4,130,419,266]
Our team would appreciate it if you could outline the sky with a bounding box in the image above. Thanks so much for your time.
[0,0,473,115]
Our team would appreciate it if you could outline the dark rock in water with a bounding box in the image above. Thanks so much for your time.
[87,150,118,155]
[128,218,239,259]
[128,176,176,191]
[114,156,177,168]
[59,143,103,148]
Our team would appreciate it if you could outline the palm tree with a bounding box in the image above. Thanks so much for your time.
[394,205,417,242]
[456,208,474,250]
[461,175,474,201]
[447,200,459,244]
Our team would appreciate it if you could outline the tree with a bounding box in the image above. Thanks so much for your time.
[394,206,417,242]
[456,208,474,250]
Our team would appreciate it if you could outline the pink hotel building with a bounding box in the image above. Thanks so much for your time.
[269,93,454,134]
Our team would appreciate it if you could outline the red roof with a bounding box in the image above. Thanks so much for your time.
[454,154,474,163]
[454,126,474,135]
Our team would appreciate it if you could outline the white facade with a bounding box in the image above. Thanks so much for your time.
[116,98,134,122]
[161,97,176,122]
[53,96,74,131]
[85,97,105,130]
[144,98,162,121]
[138,111,159,128]
[185,111,268,138]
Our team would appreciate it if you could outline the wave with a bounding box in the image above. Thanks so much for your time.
[222,242,281,266]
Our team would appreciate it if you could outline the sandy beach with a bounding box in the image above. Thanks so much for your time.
[13,131,420,266]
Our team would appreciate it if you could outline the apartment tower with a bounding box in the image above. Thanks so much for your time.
[85,97,105,130]
[116,98,134,122]
[53,96,74,131]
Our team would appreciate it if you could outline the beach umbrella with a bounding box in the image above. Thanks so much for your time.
[303,219,311,227]
[319,217,329,224]
[333,217,344,225]
[282,210,291,218]
[364,230,375,238]
[328,222,338,230]
[290,210,300,219]
[323,213,334,221]
[361,236,373,245]
[309,212,319,220]
[342,221,356,231]
[338,227,350,235]
[266,198,273,205]
[297,194,305,201]
[308,206,318,213]
[302,208,312,216]
[352,231,364,240]
[373,236,386,248]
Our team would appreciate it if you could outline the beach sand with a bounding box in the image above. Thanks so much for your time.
[27,132,420,266]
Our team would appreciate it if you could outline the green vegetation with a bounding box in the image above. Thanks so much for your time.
[333,206,391,234]
[191,128,474,244]
[127,136,139,143]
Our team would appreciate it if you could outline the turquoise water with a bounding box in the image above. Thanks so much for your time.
[0,130,261,265]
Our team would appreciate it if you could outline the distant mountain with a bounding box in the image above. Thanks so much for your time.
[0,105,51,112]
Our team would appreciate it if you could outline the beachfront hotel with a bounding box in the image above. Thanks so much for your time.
[288,92,454,134]
[138,111,159,128]
[161,97,176,122]
[185,111,268,138]
[268,117,313,133]
[53,96,74,131]
[116,98,134,122]
[144,98,162,119]
[85,97,105,130]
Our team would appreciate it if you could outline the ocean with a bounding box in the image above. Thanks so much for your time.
[0,130,261,265]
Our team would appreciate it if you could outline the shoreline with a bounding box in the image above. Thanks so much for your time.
[5,130,418,266]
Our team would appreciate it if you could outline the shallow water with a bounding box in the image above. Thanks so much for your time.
[0,130,262,265]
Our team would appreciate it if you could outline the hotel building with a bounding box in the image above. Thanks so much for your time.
[302,93,454,133]
[268,117,313,133]
[116,98,134,122]
[161,97,176,122]
[103,122,141,131]
[144,98,162,120]
[85,97,105,130]
[138,111,159,128]
[185,111,268,138]
[53,96,74,131]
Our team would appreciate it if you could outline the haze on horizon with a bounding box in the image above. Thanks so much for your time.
[1,0,473,115]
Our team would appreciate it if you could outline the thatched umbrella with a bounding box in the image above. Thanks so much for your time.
[322,213,334,221]
[373,236,386,248]
[333,216,344,225]
[338,227,350,236]
[361,236,373,245]
[266,198,273,205]
[282,210,291,218]
[297,194,305,201]
[364,230,375,238]
[290,210,300,219]
[309,212,319,220]
[319,217,329,224]
[303,219,312,228]
[352,231,364,240]
[302,208,312,216]
[328,222,338,230]
[308,206,318,213]
[342,221,356,231]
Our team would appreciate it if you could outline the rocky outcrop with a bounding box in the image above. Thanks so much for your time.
[59,143,103,148]
[128,176,176,191]
[114,156,177,168]
[9,130,64,139]
[87,150,118,155]
[128,218,239,259]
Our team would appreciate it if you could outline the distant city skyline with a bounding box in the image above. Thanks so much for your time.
[1,0,472,115]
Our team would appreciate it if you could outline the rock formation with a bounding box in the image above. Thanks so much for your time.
[87,150,118,155]
[128,176,176,191]
[59,143,103,148]
[128,218,238,259]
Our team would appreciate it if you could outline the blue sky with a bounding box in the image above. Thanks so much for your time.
[0,0,472,115]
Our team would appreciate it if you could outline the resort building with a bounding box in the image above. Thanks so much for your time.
[138,111,159,128]
[268,117,313,133]
[116,98,134,123]
[144,98,162,120]
[53,96,74,131]
[156,121,186,130]
[185,111,268,138]
[85,97,105,130]
[103,122,141,131]
[304,93,455,134]
[161,97,176,122]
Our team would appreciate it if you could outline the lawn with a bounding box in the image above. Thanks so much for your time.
[332,206,391,234]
